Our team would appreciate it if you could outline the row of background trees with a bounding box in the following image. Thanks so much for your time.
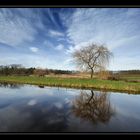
[0,64,139,77]
[0,64,74,76]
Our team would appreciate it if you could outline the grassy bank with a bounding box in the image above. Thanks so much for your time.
[0,76,139,93]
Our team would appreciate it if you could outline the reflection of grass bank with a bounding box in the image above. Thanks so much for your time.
[0,76,139,93]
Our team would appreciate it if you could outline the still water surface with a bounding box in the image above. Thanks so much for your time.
[0,83,140,132]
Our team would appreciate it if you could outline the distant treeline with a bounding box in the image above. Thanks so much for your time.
[0,64,35,76]
[111,70,140,75]
[0,64,139,76]
[0,64,74,76]
[119,70,140,74]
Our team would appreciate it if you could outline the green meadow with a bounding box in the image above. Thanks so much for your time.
[0,76,139,93]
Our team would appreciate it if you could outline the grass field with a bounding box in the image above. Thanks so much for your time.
[0,75,139,93]
[118,74,140,82]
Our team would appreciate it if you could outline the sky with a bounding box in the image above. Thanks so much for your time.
[0,8,140,71]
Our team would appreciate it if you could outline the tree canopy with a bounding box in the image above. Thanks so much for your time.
[73,43,113,78]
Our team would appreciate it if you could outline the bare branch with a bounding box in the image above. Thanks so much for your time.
[73,43,113,78]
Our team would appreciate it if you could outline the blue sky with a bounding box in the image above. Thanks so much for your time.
[0,8,140,70]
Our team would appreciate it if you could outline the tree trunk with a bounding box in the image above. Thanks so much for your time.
[87,90,94,104]
[91,69,94,79]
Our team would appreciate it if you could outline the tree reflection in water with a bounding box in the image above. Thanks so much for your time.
[72,90,114,124]
[0,82,22,89]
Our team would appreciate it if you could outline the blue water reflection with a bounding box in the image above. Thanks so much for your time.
[0,83,140,132]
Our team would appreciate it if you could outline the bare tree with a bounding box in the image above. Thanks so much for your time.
[73,43,113,78]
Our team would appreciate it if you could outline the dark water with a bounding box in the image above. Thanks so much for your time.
[0,83,140,132]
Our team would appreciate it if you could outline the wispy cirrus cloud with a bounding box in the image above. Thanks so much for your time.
[55,44,64,51]
[0,9,38,47]
[64,8,140,51]
[49,30,64,37]
[62,8,140,70]
[30,47,39,53]
[0,8,139,70]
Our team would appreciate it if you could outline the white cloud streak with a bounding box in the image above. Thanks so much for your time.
[0,9,37,47]
[55,44,64,51]
[30,47,39,53]
[49,30,64,37]
[64,8,140,52]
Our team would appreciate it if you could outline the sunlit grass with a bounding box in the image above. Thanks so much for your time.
[0,76,139,93]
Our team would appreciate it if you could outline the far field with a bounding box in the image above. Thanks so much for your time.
[117,74,140,82]
[0,74,139,93]
[47,73,140,82]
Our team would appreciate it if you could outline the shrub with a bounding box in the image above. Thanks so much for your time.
[107,75,120,81]
[98,70,111,80]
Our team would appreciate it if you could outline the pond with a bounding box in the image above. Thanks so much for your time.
[0,83,140,132]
